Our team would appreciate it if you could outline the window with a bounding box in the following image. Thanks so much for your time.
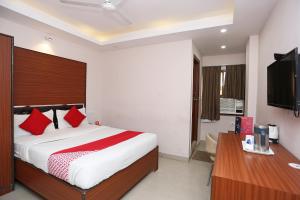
[220,69,226,96]
[219,66,244,115]
[201,64,245,121]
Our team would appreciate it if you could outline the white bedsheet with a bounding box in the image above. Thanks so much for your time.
[14,125,157,189]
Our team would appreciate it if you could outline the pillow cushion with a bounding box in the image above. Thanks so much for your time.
[19,108,52,135]
[57,108,88,129]
[63,106,86,128]
[14,110,55,137]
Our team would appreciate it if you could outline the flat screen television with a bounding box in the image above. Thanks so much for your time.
[267,48,300,113]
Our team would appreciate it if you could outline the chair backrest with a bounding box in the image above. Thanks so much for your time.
[206,133,217,154]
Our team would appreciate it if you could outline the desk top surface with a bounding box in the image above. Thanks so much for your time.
[212,133,300,194]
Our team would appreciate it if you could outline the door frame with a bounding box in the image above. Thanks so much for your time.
[190,55,201,155]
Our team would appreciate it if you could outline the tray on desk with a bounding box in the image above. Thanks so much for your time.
[242,141,274,155]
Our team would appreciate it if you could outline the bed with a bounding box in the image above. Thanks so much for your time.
[15,123,157,188]
[14,105,158,200]
[14,124,158,200]
[13,47,159,200]
[15,147,158,200]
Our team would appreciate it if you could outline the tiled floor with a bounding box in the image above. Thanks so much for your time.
[0,157,211,200]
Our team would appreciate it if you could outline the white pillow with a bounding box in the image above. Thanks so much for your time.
[14,110,56,137]
[56,108,88,129]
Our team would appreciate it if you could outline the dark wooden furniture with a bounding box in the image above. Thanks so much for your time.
[0,34,14,196]
[13,47,159,199]
[16,147,158,200]
[14,47,86,106]
[191,56,200,143]
[212,133,300,200]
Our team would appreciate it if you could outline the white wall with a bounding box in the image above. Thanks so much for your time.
[245,35,259,120]
[0,17,103,123]
[256,0,300,158]
[1,17,197,158]
[200,53,246,140]
[202,53,246,66]
[193,43,201,61]
[97,40,195,158]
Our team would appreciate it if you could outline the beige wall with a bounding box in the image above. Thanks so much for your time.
[256,0,300,158]
[98,40,196,158]
[200,53,246,140]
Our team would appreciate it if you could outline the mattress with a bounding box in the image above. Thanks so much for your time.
[14,125,157,189]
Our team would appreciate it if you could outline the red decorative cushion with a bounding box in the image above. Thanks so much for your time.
[64,106,86,128]
[19,108,52,135]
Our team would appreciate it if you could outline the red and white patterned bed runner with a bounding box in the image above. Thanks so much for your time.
[48,131,142,181]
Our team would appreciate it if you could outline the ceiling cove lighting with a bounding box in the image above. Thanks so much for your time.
[221,45,226,49]
[220,28,227,33]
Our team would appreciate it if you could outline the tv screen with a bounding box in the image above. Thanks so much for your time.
[267,48,299,110]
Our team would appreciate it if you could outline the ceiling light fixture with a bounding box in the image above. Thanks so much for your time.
[220,28,227,33]
[221,45,226,49]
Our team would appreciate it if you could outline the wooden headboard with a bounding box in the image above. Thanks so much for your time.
[13,47,87,106]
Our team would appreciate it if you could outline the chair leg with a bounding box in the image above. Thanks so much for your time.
[207,163,214,186]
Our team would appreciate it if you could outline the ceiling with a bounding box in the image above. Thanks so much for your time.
[0,0,278,55]
[20,0,234,35]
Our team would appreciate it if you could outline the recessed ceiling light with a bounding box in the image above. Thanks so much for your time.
[221,45,226,49]
[220,28,227,33]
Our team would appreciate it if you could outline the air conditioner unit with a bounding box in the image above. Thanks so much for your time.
[220,98,244,115]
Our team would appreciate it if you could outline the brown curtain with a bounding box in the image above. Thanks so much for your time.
[201,66,221,120]
[223,65,245,100]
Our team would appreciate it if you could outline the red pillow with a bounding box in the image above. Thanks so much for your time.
[64,106,86,128]
[19,108,52,135]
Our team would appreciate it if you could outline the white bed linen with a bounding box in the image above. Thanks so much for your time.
[14,125,157,189]
[14,110,56,138]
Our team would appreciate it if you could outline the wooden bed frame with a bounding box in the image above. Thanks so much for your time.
[13,47,159,199]
[15,147,158,200]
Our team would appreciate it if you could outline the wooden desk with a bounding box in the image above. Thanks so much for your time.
[211,133,300,200]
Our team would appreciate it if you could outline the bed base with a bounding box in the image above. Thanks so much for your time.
[15,146,158,200]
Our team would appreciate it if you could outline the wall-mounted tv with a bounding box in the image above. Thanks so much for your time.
[267,48,300,115]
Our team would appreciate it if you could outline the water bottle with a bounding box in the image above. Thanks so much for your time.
[254,125,269,152]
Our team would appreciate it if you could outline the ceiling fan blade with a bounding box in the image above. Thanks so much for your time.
[60,0,102,8]
[110,10,132,25]
[110,0,123,6]
[60,0,131,25]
